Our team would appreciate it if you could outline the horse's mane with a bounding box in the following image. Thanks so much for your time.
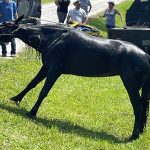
[40,23,73,31]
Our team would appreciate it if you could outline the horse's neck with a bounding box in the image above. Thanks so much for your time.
[40,27,68,45]
[15,28,29,43]
[15,28,40,51]
[15,26,69,52]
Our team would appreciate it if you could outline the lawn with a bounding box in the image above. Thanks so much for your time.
[89,0,133,37]
[0,0,150,149]
[42,0,54,4]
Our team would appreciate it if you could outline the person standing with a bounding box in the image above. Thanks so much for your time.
[102,0,122,30]
[55,0,70,23]
[0,0,18,57]
[80,0,92,15]
[67,0,87,24]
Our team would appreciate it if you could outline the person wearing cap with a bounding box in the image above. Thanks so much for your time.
[67,0,87,24]
[102,0,122,30]
[80,0,92,15]
[55,0,70,23]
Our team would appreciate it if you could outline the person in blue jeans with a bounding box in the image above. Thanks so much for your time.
[0,0,18,57]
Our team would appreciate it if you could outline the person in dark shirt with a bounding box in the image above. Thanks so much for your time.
[0,0,18,57]
[55,0,70,23]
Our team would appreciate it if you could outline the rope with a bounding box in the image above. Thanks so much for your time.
[28,17,67,27]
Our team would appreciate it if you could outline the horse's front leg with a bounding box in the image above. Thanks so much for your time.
[26,65,61,117]
[10,66,48,106]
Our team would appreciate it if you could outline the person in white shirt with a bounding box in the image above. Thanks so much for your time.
[67,0,87,24]
[80,0,92,15]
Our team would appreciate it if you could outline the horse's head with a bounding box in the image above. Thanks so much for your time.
[0,15,24,42]
[0,15,42,50]
[0,16,71,52]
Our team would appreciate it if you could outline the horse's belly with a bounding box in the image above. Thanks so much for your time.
[63,64,118,77]
[62,51,119,77]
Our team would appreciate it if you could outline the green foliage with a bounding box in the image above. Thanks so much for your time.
[0,1,150,149]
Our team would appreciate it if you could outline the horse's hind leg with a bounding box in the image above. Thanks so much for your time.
[140,76,150,133]
[120,73,142,141]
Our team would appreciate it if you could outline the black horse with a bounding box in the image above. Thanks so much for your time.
[0,16,150,141]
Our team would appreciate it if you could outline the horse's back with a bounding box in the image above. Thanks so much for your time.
[62,33,150,77]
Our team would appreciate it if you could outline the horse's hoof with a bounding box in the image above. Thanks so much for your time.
[128,135,139,142]
[25,112,36,119]
[10,96,19,102]
[14,101,20,107]
[139,127,144,134]
[10,97,21,107]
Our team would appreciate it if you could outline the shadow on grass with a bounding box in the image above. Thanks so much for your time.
[0,103,129,143]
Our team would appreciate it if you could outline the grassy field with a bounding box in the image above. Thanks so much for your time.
[42,0,54,4]
[0,0,150,149]
[89,0,132,37]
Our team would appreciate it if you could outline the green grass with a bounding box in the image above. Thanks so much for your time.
[0,0,150,149]
[89,0,133,37]
[42,0,54,4]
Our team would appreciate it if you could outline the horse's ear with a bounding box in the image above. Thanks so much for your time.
[15,15,24,24]
[28,35,41,49]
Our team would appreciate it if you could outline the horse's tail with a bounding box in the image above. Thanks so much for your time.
[140,55,150,132]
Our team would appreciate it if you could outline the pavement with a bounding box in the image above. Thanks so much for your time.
[0,0,126,57]
[41,0,126,23]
